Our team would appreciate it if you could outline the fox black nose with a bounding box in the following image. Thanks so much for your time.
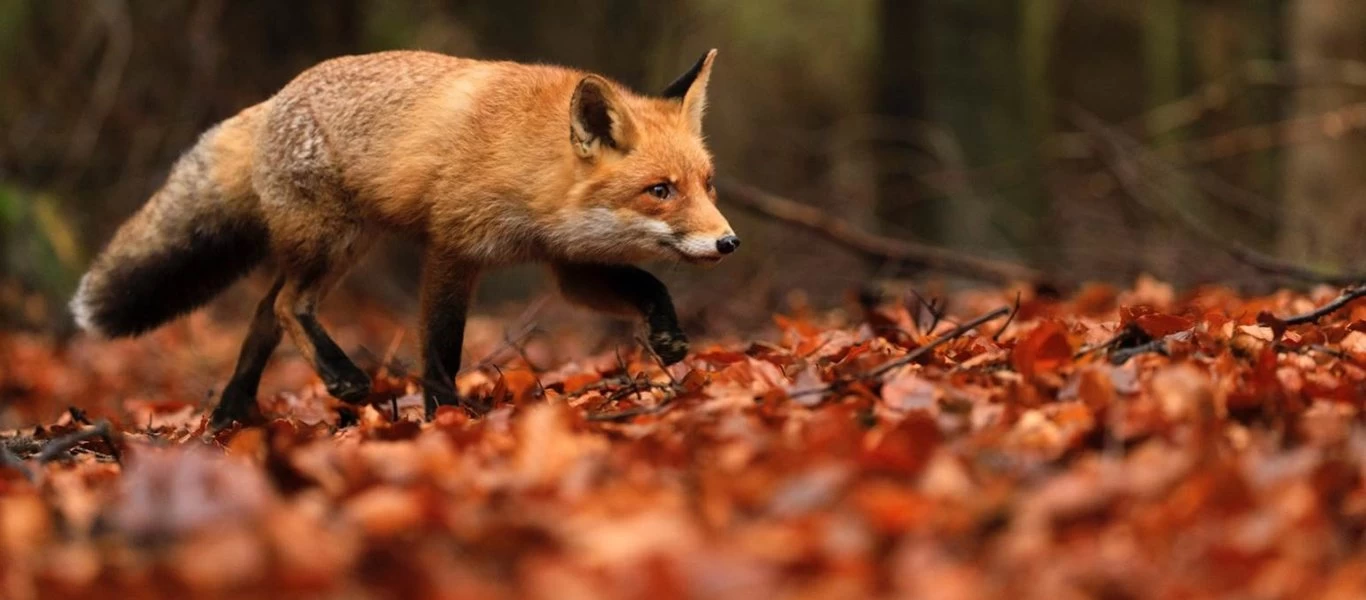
[716,235,741,255]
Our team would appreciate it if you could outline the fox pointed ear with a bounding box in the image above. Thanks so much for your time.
[570,75,635,159]
[662,49,717,132]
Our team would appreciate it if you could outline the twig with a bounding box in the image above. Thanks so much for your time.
[1075,323,1147,359]
[1109,339,1170,366]
[0,445,34,481]
[463,320,541,374]
[37,420,121,465]
[504,329,547,377]
[994,291,1023,342]
[868,307,1012,379]
[1306,344,1348,360]
[612,346,643,405]
[605,382,676,402]
[578,339,688,421]
[373,330,406,381]
[1280,285,1366,326]
[908,290,948,334]
[635,336,680,386]
[0,420,122,481]
[790,306,1011,400]
[586,404,672,423]
[718,179,1043,285]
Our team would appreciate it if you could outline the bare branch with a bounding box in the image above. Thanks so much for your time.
[1281,285,1366,326]
[790,306,1011,401]
[717,179,1043,285]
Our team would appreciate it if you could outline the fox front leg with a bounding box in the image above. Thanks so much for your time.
[552,263,689,364]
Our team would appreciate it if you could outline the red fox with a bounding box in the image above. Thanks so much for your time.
[70,50,738,428]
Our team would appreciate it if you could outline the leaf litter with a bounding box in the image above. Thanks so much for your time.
[0,281,1365,598]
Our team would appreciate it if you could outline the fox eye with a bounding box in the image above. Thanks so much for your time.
[645,183,673,200]
[705,176,715,192]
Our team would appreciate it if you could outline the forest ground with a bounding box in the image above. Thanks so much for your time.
[3,278,1366,599]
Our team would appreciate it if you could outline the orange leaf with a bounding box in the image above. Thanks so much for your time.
[1135,313,1194,338]
[1011,321,1074,378]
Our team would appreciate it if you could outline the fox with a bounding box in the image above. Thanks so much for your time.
[69,49,739,429]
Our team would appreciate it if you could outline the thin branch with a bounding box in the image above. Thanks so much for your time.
[635,336,680,386]
[1109,338,1170,366]
[587,404,672,423]
[0,445,34,481]
[717,179,1043,285]
[994,291,1023,342]
[908,290,950,333]
[867,307,1012,379]
[0,420,122,481]
[1281,285,1366,326]
[790,306,1011,400]
[36,421,120,465]
[1075,326,1136,359]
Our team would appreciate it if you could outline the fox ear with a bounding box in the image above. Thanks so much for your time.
[662,49,717,133]
[570,75,635,159]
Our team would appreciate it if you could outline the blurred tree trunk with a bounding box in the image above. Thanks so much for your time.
[1020,0,1059,142]
[873,0,932,250]
[219,1,362,95]
[1050,1,1148,283]
[1280,0,1366,267]
[1188,0,1281,251]
[1139,0,1194,281]
[451,0,687,89]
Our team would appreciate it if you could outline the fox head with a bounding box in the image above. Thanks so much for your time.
[557,50,739,265]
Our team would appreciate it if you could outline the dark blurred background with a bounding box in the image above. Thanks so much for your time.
[2,0,1364,335]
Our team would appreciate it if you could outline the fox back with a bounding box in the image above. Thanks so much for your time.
[258,50,733,267]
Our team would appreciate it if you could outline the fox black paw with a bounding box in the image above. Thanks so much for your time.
[648,330,689,365]
[324,370,372,404]
[209,388,262,431]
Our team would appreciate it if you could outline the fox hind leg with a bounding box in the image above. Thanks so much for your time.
[275,266,372,404]
[419,250,483,419]
[267,214,376,406]
[256,103,375,411]
[210,276,286,430]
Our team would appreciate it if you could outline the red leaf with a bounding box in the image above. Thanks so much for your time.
[1012,321,1075,378]
[1134,313,1194,338]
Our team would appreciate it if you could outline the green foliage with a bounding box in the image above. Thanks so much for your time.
[0,184,84,308]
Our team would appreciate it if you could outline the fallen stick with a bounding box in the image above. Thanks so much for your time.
[790,306,1011,401]
[0,420,122,482]
[1281,284,1366,326]
[718,179,1043,285]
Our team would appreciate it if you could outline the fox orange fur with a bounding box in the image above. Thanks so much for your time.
[70,50,738,428]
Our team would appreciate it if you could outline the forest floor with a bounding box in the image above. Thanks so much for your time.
[3,278,1366,599]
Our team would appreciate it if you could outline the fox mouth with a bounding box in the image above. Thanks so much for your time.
[661,241,724,264]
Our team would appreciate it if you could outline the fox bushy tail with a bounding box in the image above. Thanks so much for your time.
[71,105,271,337]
